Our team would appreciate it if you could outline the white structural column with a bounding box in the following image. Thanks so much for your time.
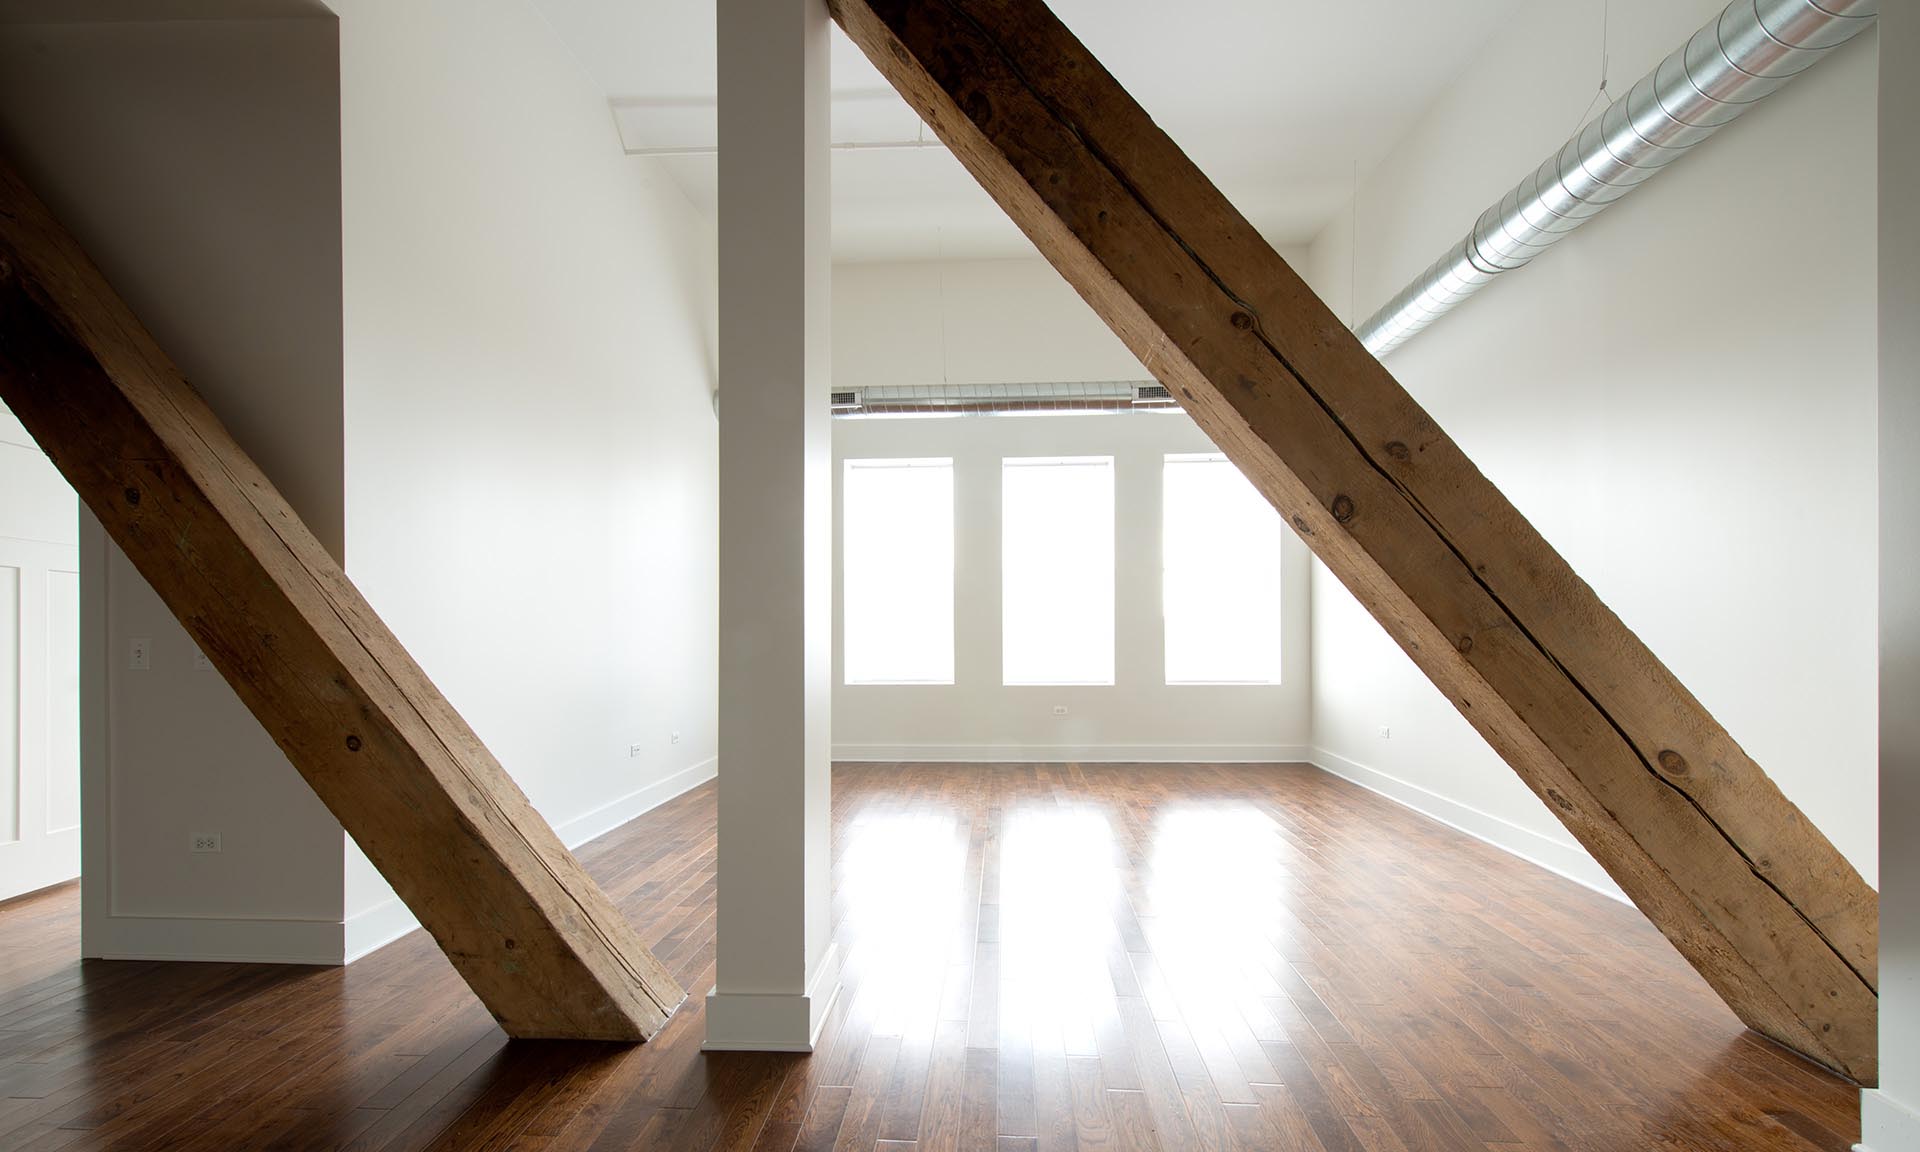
[1867,6,1920,1150]
[708,0,840,1052]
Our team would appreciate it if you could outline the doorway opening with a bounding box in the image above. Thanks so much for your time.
[0,397,81,905]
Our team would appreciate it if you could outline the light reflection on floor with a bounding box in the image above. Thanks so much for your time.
[835,793,1303,1064]
[817,764,1858,1151]
[0,764,1862,1151]
[999,806,1122,1057]
[835,808,967,1040]
[1139,806,1300,1096]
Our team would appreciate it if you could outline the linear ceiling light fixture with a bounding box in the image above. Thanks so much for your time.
[623,138,948,158]
[832,380,1178,416]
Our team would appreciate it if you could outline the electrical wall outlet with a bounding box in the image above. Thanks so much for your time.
[1051,704,1068,716]
[1378,726,1392,740]
[129,637,152,671]
[629,744,645,759]
[190,832,222,854]
[670,731,681,745]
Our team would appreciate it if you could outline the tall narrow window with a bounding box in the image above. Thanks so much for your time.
[1163,454,1283,684]
[843,458,955,684]
[1002,456,1114,685]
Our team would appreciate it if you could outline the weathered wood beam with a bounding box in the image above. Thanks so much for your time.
[0,156,683,1042]
[831,0,1879,1083]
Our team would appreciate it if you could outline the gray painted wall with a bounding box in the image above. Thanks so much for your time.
[0,13,350,960]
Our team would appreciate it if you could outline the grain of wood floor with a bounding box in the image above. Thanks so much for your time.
[0,763,1860,1151]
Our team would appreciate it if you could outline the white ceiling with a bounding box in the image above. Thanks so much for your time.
[533,0,1530,262]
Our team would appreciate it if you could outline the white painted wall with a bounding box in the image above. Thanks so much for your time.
[0,402,80,902]
[331,0,722,956]
[0,0,721,962]
[1299,0,1880,901]
[1867,5,1919,1146]
[0,10,353,960]
[0,405,77,547]
[833,259,1157,394]
[831,260,1311,761]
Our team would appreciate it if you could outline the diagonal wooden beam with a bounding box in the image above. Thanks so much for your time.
[0,156,683,1042]
[831,0,1879,1083]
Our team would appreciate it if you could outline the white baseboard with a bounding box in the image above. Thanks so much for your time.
[343,892,422,964]
[553,757,718,847]
[1308,746,1628,904]
[832,743,1310,764]
[89,913,344,965]
[704,942,843,1052]
[0,844,80,906]
[1861,1089,1920,1152]
[341,756,721,965]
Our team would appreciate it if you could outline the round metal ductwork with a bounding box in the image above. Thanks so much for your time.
[1356,0,1879,358]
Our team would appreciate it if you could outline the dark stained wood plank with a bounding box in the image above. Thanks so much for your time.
[879,1031,936,1144]
[792,1085,852,1152]
[0,765,1864,1152]
[920,1019,973,1152]
[828,1034,900,1152]
[1112,999,1195,1152]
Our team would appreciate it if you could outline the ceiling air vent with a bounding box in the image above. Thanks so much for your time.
[830,389,863,413]
[1132,383,1175,407]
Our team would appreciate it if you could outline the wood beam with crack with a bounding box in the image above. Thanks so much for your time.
[829,0,1879,1083]
[0,155,684,1042]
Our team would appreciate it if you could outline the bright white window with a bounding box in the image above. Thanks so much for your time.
[1002,456,1114,685]
[1163,454,1283,684]
[843,458,955,684]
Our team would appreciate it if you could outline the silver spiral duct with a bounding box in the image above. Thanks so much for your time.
[1355,0,1879,358]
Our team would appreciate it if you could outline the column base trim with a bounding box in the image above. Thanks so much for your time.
[703,942,843,1052]
[1860,1088,1920,1152]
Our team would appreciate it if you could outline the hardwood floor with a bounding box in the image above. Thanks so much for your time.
[0,763,1861,1151]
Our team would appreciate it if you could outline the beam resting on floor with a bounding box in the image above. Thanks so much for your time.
[0,155,684,1042]
[829,0,1879,1084]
